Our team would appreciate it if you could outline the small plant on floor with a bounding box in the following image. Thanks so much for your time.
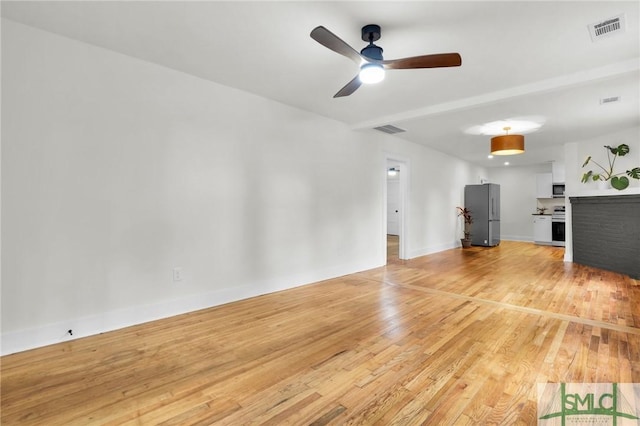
[581,143,640,190]
[457,206,473,247]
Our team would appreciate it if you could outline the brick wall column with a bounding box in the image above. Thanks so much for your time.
[570,195,640,279]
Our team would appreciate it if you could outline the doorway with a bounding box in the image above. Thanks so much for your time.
[385,157,408,263]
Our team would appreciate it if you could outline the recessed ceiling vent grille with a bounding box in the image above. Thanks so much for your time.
[374,124,406,134]
[600,96,621,105]
[588,14,625,42]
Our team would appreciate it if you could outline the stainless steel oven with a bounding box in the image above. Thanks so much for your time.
[551,206,565,247]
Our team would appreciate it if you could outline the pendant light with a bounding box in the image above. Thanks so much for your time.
[491,126,525,155]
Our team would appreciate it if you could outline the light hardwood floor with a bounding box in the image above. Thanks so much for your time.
[2,241,639,425]
[387,234,399,261]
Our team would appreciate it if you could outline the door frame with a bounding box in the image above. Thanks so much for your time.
[384,154,409,261]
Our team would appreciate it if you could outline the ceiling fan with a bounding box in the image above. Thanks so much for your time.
[310,24,462,98]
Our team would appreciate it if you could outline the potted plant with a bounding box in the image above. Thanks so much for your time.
[457,206,473,248]
[581,144,640,190]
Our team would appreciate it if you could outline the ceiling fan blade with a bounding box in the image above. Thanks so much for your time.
[310,26,363,64]
[333,75,362,98]
[380,53,462,70]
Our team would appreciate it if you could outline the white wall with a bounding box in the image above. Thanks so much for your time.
[485,125,640,246]
[1,20,388,354]
[1,20,486,354]
[482,127,640,249]
[488,163,557,242]
[566,126,640,195]
[380,138,487,257]
[563,126,640,262]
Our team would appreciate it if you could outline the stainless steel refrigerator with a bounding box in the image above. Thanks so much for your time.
[464,183,500,247]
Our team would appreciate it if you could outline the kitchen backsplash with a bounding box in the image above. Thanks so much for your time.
[537,197,565,213]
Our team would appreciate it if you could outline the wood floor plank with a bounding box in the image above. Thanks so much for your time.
[2,241,638,424]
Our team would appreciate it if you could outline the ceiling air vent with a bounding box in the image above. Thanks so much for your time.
[588,14,625,42]
[600,96,620,105]
[374,124,406,135]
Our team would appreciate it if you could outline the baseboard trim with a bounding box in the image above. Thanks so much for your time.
[408,242,458,259]
[1,260,380,356]
[500,236,532,242]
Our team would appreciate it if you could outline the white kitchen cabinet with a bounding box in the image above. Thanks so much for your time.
[533,215,552,244]
[536,173,553,198]
[552,161,565,183]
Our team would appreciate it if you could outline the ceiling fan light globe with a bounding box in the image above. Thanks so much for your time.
[359,64,385,84]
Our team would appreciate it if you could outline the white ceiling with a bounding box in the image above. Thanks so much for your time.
[2,1,639,168]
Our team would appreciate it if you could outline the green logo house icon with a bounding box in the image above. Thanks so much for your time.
[538,383,640,425]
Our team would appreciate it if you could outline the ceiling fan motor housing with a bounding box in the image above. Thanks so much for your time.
[360,44,383,60]
[360,24,383,60]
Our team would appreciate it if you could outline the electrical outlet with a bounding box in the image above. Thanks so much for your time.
[173,267,183,282]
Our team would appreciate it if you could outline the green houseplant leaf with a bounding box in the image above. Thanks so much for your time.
[611,176,629,190]
[608,144,630,156]
[582,144,639,190]
[627,167,640,179]
[581,170,602,183]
